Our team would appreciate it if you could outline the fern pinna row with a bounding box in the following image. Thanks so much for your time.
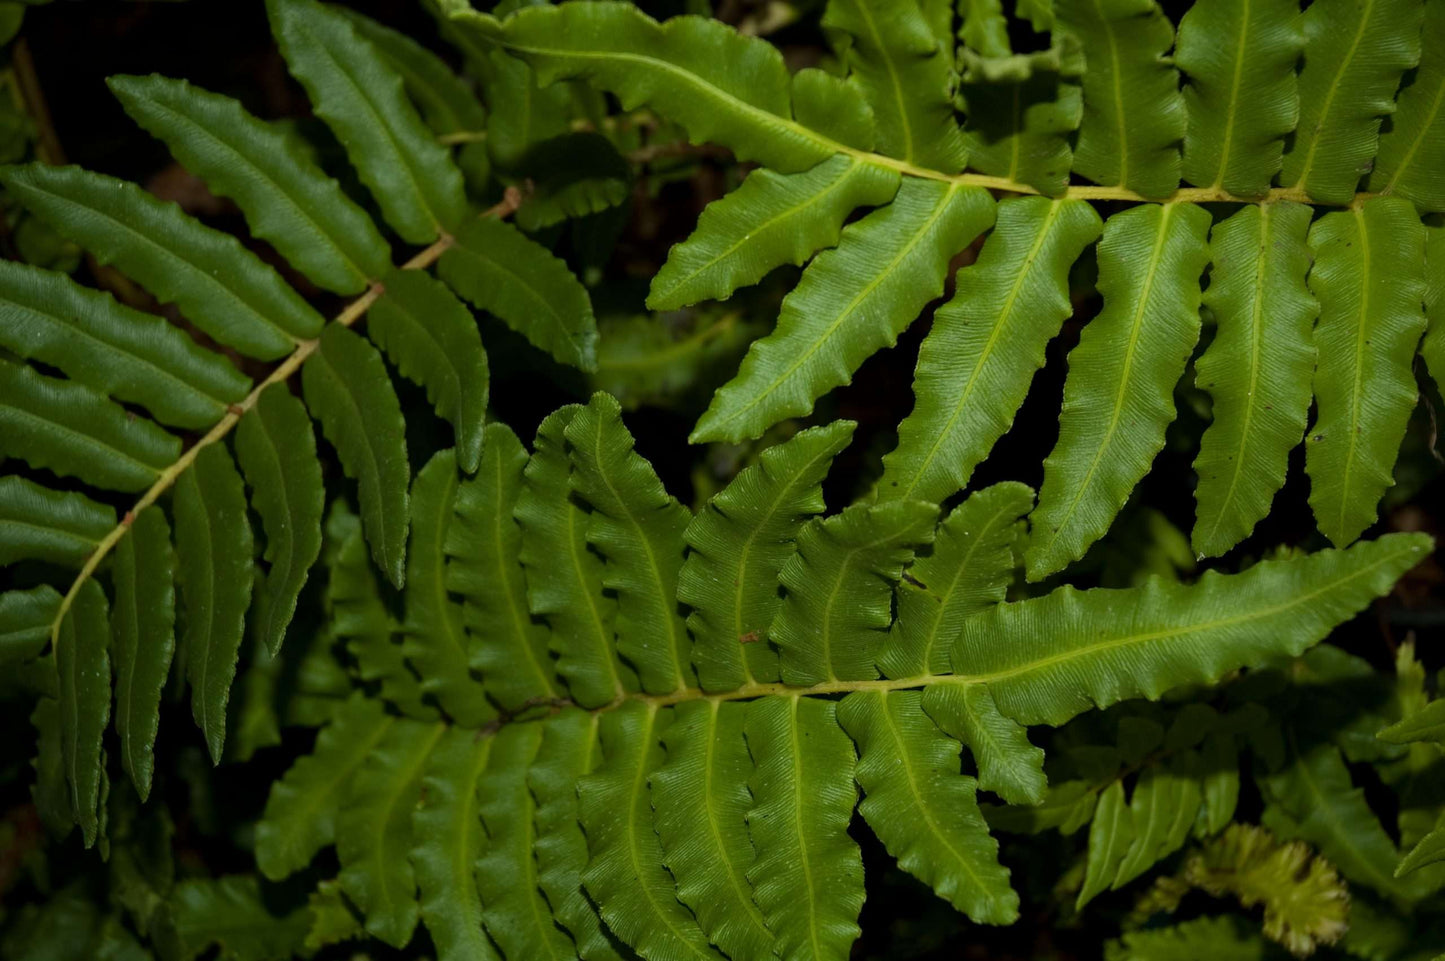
[445,0,1445,574]
[246,392,1427,961]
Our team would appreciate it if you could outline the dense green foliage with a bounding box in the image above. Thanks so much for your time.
[0,0,1442,959]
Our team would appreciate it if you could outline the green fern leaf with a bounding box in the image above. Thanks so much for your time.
[30,696,71,839]
[174,442,254,765]
[411,726,498,961]
[405,450,495,728]
[1106,915,1267,961]
[447,423,561,711]
[1175,0,1303,196]
[516,408,634,708]
[0,586,59,666]
[530,709,624,961]
[0,259,250,430]
[1076,779,1132,908]
[1027,202,1211,580]
[1397,819,1445,876]
[1423,225,1445,391]
[1112,752,1204,887]
[791,67,878,149]
[566,393,694,694]
[110,507,175,802]
[234,384,324,658]
[680,421,855,691]
[56,579,110,848]
[775,500,938,685]
[106,73,390,294]
[169,875,310,961]
[839,689,1018,924]
[255,694,393,881]
[368,270,489,474]
[959,67,1081,196]
[267,0,464,244]
[881,197,1101,503]
[1200,730,1242,834]
[337,718,445,947]
[1305,198,1427,547]
[1379,700,1445,744]
[579,702,724,961]
[746,694,862,961]
[1191,202,1317,557]
[469,43,573,172]
[694,180,995,443]
[652,699,773,960]
[325,504,434,719]
[923,683,1047,806]
[439,216,598,372]
[1369,0,1445,210]
[959,0,1012,58]
[477,722,579,961]
[302,325,410,588]
[647,156,899,312]
[1056,0,1183,198]
[882,483,1032,679]
[444,1,838,172]
[961,532,1431,728]
[821,0,967,171]
[1281,0,1422,204]
[0,164,321,359]
[0,476,113,568]
[0,360,180,493]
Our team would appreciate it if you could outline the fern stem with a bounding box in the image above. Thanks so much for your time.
[49,191,524,644]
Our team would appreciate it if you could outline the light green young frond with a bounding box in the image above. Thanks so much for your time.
[337,718,445,947]
[404,450,495,728]
[368,270,489,474]
[1027,202,1211,580]
[1369,0,1445,210]
[1281,0,1422,204]
[839,689,1018,924]
[694,180,995,443]
[1191,202,1317,557]
[438,216,599,372]
[0,258,250,430]
[1176,0,1303,196]
[516,408,634,708]
[107,73,390,294]
[0,164,321,359]
[958,532,1431,727]
[476,723,578,961]
[174,443,254,765]
[267,0,465,244]
[679,421,856,691]
[1305,198,1427,547]
[109,508,174,803]
[746,694,862,961]
[652,699,772,961]
[579,702,724,961]
[648,156,899,312]
[411,727,498,961]
[0,477,113,569]
[881,196,1101,504]
[56,580,110,849]
[443,0,839,171]
[822,0,967,171]
[882,482,1032,678]
[773,499,938,686]
[447,423,560,711]
[255,695,392,881]
[1055,0,1184,198]
[235,383,324,658]
[1379,700,1445,745]
[0,360,179,493]
[303,325,411,588]
[566,393,694,695]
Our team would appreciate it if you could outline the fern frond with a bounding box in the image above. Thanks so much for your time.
[1424,225,1445,392]
[1305,198,1427,547]
[1369,0,1445,210]
[1105,916,1269,961]
[0,477,114,569]
[679,421,856,690]
[0,586,59,666]
[56,580,110,849]
[1027,202,1211,579]
[106,73,390,294]
[694,180,994,443]
[169,875,310,961]
[924,683,1047,806]
[109,507,174,802]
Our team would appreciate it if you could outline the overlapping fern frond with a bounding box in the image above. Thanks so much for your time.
[445,0,1445,576]
[0,0,598,845]
[243,391,1428,961]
